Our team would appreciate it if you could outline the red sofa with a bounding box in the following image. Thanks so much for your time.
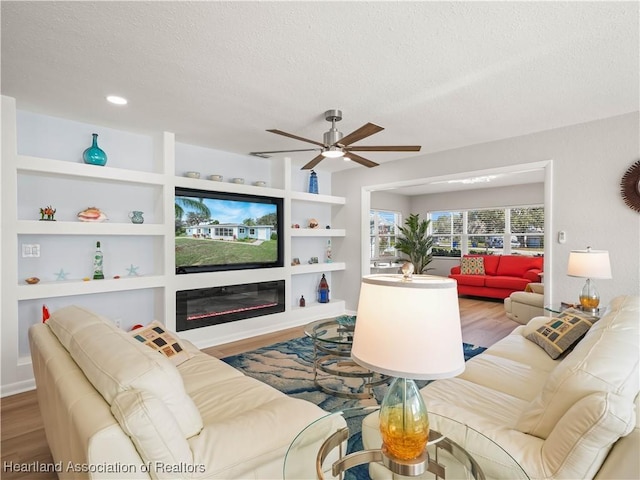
[449,254,543,299]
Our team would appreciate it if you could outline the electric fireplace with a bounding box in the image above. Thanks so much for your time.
[176,280,285,331]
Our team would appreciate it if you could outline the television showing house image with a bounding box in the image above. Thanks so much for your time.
[175,187,284,274]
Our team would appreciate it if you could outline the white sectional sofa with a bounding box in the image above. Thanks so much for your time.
[29,305,329,479]
[364,295,639,479]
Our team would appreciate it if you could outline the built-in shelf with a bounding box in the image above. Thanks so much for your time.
[290,228,346,237]
[17,155,165,185]
[174,176,285,198]
[17,275,165,300]
[17,220,166,236]
[290,191,346,205]
[290,262,346,275]
[290,298,346,315]
[2,96,351,396]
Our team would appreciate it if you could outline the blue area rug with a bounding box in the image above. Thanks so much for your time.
[222,336,486,411]
[222,337,486,480]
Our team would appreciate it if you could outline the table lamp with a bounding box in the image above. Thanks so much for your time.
[350,267,465,476]
[567,247,612,311]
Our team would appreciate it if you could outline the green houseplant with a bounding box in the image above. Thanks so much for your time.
[395,213,434,273]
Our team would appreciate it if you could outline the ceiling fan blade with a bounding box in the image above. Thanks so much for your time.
[347,145,422,152]
[301,154,325,170]
[267,129,325,147]
[337,123,384,147]
[345,152,379,168]
[250,148,321,156]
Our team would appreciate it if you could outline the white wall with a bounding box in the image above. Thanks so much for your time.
[410,183,544,212]
[333,112,640,309]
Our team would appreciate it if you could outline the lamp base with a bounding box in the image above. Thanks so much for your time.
[380,444,435,477]
[579,278,600,311]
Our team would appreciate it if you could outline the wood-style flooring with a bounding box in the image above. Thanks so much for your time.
[0,296,517,480]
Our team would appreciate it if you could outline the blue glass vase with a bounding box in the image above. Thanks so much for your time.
[83,133,107,166]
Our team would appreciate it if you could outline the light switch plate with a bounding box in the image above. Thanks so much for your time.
[22,244,40,257]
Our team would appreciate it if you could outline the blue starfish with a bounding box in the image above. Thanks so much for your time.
[54,269,69,281]
[126,264,140,276]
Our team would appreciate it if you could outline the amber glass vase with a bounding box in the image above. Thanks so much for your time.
[379,377,429,460]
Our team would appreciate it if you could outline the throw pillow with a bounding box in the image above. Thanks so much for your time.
[525,308,599,359]
[130,321,191,366]
[460,256,485,275]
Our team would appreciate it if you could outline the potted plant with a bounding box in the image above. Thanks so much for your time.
[395,213,434,273]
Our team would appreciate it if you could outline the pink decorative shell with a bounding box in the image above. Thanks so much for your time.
[77,207,108,222]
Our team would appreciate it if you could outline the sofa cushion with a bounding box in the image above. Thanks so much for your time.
[129,321,191,366]
[496,255,543,277]
[516,296,640,438]
[487,325,561,372]
[460,256,485,275]
[479,255,501,276]
[540,391,636,480]
[188,378,328,478]
[484,276,530,290]
[47,305,203,438]
[525,308,599,359]
[111,389,194,480]
[457,353,550,401]
[451,274,486,287]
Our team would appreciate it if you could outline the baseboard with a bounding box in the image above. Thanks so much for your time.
[1,378,36,397]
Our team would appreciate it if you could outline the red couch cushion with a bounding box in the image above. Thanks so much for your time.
[485,276,531,290]
[496,255,543,277]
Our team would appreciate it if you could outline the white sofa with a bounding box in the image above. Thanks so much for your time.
[29,305,329,479]
[504,282,544,324]
[364,295,639,479]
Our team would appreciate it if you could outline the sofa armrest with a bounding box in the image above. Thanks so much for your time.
[523,269,542,282]
[450,266,461,275]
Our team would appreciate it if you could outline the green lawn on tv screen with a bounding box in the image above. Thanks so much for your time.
[175,237,277,266]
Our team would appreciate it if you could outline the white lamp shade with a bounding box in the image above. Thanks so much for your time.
[567,249,612,279]
[351,274,465,380]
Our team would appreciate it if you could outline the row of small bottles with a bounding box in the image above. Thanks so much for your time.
[299,273,330,307]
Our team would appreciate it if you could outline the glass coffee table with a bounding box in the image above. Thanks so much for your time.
[284,406,528,480]
[305,318,387,399]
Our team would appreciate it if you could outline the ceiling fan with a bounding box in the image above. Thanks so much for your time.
[250,109,421,169]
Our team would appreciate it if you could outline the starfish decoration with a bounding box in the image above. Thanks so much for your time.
[54,269,69,281]
[126,264,140,276]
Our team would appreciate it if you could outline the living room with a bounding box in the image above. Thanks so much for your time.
[1,2,639,479]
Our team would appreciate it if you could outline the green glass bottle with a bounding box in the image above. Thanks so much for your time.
[93,241,104,280]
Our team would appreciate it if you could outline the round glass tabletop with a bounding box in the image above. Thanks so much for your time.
[284,406,529,480]
[305,317,357,346]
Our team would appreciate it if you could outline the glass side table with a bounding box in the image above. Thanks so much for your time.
[284,406,529,480]
[544,303,604,318]
[304,318,387,399]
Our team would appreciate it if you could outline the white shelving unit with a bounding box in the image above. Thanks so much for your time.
[1,94,348,396]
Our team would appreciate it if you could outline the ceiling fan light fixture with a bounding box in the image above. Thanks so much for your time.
[321,146,344,158]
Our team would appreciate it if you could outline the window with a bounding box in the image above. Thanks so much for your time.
[429,206,544,257]
[431,211,463,257]
[510,207,545,251]
[466,209,504,253]
[370,210,401,259]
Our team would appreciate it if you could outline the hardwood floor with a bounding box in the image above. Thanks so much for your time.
[0,297,517,479]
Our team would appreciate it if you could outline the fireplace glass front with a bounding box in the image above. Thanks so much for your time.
[176,280,285,332]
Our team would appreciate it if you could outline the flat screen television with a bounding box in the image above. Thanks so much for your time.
[175,187,284,274]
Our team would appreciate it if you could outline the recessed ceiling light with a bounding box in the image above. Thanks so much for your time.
[106,95,127,105]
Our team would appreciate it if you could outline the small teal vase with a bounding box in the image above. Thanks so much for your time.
[83,133,107,166]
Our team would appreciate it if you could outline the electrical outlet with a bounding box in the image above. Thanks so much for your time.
[113,318,122,329]
[22,244,40,257]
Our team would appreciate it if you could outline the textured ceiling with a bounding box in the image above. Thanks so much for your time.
[1,1,638,174]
